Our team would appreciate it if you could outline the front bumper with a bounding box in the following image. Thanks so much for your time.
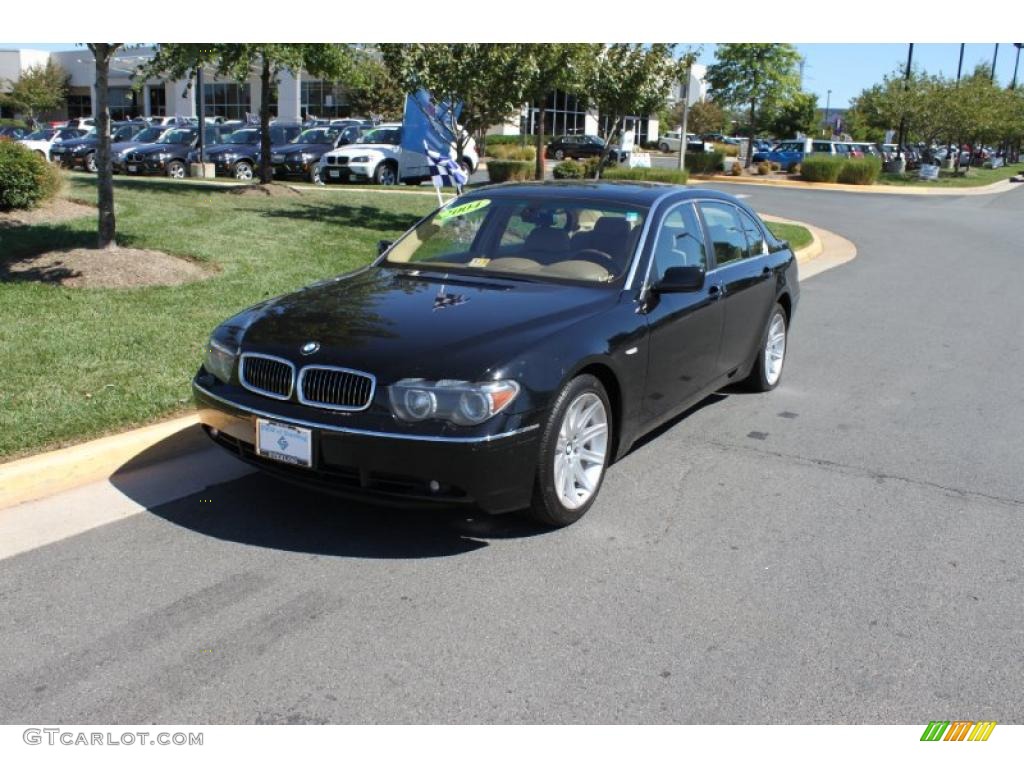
[123,157,167,174]
[272,159,314,177]
[193,378,541,514]
[322,162,373,183]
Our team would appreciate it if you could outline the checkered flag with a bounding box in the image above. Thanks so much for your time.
[424,142,468,191]
[245,112,260,126]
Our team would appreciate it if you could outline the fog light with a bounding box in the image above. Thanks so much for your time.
[429,480,440,493]
[209,427,219,438]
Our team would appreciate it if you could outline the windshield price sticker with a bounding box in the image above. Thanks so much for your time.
[438,199,491,221]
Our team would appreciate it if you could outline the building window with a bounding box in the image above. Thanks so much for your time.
[107,87,139,121]
[301,81,350,119]
[67,93,92,119]
[148,85,167,117]
[523,90,587,138]
[203,83,252,121]
[600,114,651,145]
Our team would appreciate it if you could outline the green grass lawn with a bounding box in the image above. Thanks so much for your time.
[1,176,813,460]
[878,162,1023,187]
[765,222,813,251]
[0,176,438,460]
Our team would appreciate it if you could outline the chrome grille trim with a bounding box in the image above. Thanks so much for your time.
[297,365,376,412]
[239,353,296,401]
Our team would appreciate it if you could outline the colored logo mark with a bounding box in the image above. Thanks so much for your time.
[920,721,997,741]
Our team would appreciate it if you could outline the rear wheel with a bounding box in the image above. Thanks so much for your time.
[527,374,612,527]
[84,152,97,173]
[745,303,788,392]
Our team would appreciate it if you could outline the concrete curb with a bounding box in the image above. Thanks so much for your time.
[0,415,201,510]
[761,214,823,264]
[691,172,1024,196]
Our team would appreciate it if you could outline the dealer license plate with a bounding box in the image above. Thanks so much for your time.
[329,169,340,178]
[256,418,312,467]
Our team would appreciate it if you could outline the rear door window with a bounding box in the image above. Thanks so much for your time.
[699,202,750,267]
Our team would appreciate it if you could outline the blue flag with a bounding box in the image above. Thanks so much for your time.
[402,89,462,158]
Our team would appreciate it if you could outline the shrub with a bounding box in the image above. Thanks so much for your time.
[583,156,602,178]
[489,144,536,161]
[553,159,586,179]
[684,150,724,175]
[789,162,802,176]
[486,160,533,183]
[0,118,28,129]
[757,162,771,175]
[800,155,845,182]
[770,161,781,172]
[712,142,740,157]
[601,166,689,184]
[837,156,882,185]
[730,161,743,176]
[0,140,62,210]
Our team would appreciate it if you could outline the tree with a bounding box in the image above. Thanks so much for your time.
[87,44,123,249]
[142,44,357,183]
[345,55,405,121]
[517,44,598,179]
[675,99,726,137]
[765,91,818,138]
[706,44,801,166]
[0,60,68,126]
[585,44,693,174]
[379,44,532,170]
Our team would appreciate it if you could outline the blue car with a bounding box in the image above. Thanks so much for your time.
[753,139,805,169]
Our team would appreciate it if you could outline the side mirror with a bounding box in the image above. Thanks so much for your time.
[377,240,393,256]
[653,266,705,293]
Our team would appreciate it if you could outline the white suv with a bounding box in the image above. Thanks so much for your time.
[656,131,712,153]
[319,123,478,186]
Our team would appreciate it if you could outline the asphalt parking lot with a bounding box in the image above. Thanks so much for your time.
[1,183,1022,724]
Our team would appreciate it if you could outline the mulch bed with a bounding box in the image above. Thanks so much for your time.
[4,246,214,288]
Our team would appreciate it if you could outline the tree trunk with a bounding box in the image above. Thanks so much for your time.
[259,57,272,184]
[534,104,546,180]
[596,116,623,180]
[89,44,119,249]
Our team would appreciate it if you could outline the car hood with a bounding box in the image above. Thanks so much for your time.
[233,267,616,381]
[332,142,398,154]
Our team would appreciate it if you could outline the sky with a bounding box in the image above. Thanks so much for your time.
[6,43,1023,110]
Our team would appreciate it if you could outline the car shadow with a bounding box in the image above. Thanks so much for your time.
[0,222,98,282]
[109,426,550,560]
[626,391,731,455]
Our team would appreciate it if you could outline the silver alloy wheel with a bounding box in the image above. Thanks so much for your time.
[554,149,565,160]
[764,311,787,386]
[85,153,96,173]
[235,162,253,181]
[376,164,396,185]
[553,392,609,510]
[168,161,185,179]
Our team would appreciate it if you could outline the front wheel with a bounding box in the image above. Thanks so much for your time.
[659,142,671,152]
[166,160,186,179]
[84,152,97,173]
[234,161,253,181]
[745,303,788,392]
[310,164,323,185]
[373,162,397,185]
[527,374,612,527]
[554,149,565,160]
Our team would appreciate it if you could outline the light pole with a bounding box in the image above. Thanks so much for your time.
[677,68,690,172]
[991,44,999,82]
[824,89,831,137]
[896,43,914,168]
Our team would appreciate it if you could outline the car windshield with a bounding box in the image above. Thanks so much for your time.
[24,130,55,140]
[358,127,400,145]
[157,129,195,144]
[223,128,259,144]
[128,127,163,143]
[384,196,648,284]
[293,128,339,144]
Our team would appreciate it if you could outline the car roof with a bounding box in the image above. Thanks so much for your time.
[462,180,743,208]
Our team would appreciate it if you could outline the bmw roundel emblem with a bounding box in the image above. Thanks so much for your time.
[300,341,320,355]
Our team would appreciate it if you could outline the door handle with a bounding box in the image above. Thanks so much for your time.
[762,266,771,276]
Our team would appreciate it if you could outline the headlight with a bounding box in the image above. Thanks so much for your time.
[204,337,239,384]
[350,155,370,163]
[299,152,315,162]
[388,379,520,426]
[156,151,171,160]
[222,152,236,161]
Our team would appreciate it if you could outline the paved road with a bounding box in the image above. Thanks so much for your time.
[1,184,1022,724]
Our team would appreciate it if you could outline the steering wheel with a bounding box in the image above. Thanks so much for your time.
[571,248,615,267]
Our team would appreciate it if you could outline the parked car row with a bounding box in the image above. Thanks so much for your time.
[544,134,627,163]
[751,139,884,170]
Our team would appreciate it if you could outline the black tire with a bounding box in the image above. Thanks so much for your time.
[527,374,612,527]
[84,152,97,173]
[403,179,422,186]
[234,160,254,181]
[166,160,186,179]
[744,303,788,392]
[458,157,473,176]
[554,149,565,160]
[658,142,671,152]
[373,162,398,185]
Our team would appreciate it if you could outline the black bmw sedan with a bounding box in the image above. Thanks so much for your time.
[193,182,798,526]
